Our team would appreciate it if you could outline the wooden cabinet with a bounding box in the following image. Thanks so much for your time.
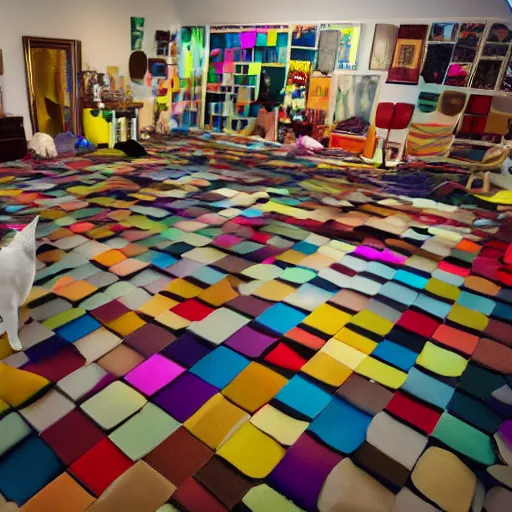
[0,117,27,163]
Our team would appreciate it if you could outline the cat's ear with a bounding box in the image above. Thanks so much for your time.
[11,216,39,255]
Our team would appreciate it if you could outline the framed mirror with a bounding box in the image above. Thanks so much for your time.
[22,36,82,136]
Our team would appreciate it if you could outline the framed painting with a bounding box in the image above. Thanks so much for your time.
[387,25,428,85]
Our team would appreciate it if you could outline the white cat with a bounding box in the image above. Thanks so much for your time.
[0,216,39,351]
[28,132,58,159]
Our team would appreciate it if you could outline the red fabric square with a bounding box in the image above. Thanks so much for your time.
[264,343,308,372]
[471,116,488,133]
[91,300,130,323]
[172,478,228,512]
[437,261,471,277]
[251,232,272,244]
[397,310,440,338]
[466,94,492,115]
[41,409,105,466]
[171,300,214,321]
[460,115,473,132]
[69,439,133,496]
[386,392,441,434]
[22,346,85,382]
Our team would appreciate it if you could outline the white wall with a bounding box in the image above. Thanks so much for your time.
[0,0,180,136]
[174,0,512,25]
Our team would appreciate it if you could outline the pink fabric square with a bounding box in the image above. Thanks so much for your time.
[213,234,243,248]
[125,354,185,395]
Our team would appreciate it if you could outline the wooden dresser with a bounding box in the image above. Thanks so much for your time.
[0,117,27,163]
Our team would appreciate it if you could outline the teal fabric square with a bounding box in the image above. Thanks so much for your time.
[492,301,512,322]
[190,346,249,389]
[366,262,396,280]
[0,436,62,505]
[457,291,495,315]
[379,281,418,306]
[274,376,331,419]
[293,242,318,255]
[255,303,307,335]
[308,398,371,454]
[191,266,226,285]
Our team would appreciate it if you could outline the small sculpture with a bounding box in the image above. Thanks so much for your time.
[28,133,58,159]
[0,216,39,351]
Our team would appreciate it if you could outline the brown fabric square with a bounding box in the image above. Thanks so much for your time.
[144,427,213,486]
[472,338,512,374]
[195,456,254,509]
[336,374,393,415]
[123,323,176,357]
[96,345,145,377]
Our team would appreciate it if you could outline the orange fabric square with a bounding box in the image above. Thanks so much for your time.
[54,280,98,302]
[107,312,146,337]
[97,344,145,377]
[93,250,127,267]
[165,279,203,299]
[286,327,326,351]
[222,362,288,413]
[198,279,239,307]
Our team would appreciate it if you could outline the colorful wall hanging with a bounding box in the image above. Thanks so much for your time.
[369,24,398,71]
[421,44,454,84]
[319,24,361,71]
[317,30,340,74]
[130,17,145,51]
[155,30,171,57]
[387,25,428,85]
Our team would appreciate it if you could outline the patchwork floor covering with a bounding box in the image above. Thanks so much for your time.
[0,133,511,511]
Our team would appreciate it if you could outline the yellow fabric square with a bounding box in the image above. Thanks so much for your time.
[355,357,407,389]
[184,394,249,449]
[223,363,287,413]
[334,328,378,355]
[300,253,336,270]
[304,304,352,335]
[321,339,367,369]
[198,279,238,307]
[425,278,460,301]
[417,341,468,377]
[165,278,203,299]
[25,286,51,306]
[0,335,13,360]
[301,352,352,387]
[0,364,50,407]
[138,294,178,318]
[217,422,285,479]
[253,280,295,302]
[250,405,308,446]
[107,312,146,337]
[350,310,393,336]
[155,311,190,330]
[0,398,10,414]
[447,304,489,331]
[43,309,86,330]
[275,250,307,265]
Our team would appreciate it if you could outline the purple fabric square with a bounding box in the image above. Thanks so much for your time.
[268,433,342,511]
[153,373,217,422]
[224,326,277,358]
[162,333,213,367]
[24,336,67,363]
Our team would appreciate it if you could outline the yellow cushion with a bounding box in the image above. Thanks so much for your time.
[0,364,50,407]
[217,422,285,478]
[355,358,407,389]
[417,342,468,377]
[303,304,352,336]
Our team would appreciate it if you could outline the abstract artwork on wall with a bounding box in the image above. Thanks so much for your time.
[291,25,317,48]
[500,54,512,91]
[369,24,398,71]
[307,76,331,111]
[148,59,168,78]
[429,23,459,42]
[332,74,380,124]
[387,25,428,85]
[421,43,454,84]
[471,60,504,90]
[130,17,145,51]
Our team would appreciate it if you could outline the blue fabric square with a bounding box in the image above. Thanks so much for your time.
[56,315,101,343]
[373,340,418,371]
[308,398,371,453]
[393,270,428,289]
[274,376,331,419]
[414,294,452,318]
[402,367,455,409]
[256,303,307,335]
[191,266,226,285]
[151,252,177,270]
[190,346,249,389]
[491,301,512,322]
[0,436,62,505]
[293,242,317,255]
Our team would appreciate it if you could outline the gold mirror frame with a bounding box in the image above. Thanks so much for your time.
[22,36,82,135]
